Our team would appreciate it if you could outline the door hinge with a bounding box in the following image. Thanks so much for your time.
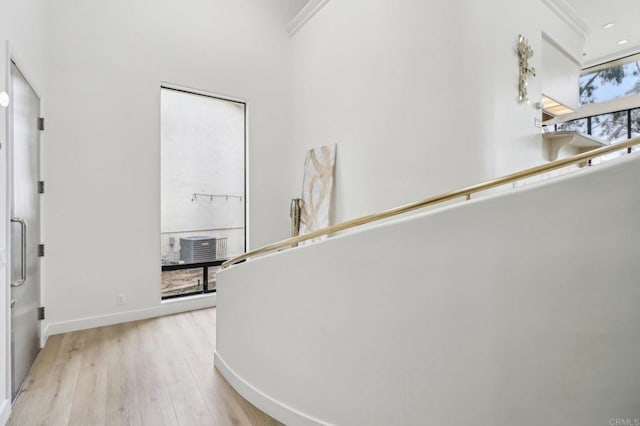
[38,181,45,194]
[37,117,45,131]
[38,244,45,257]
[38,306,45,320]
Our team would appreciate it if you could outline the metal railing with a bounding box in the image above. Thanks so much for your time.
[222,136,640,269]
[551,106,639,143]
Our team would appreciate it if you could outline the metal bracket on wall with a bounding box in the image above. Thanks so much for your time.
[37,307,45,320]
[191,193,243,202]
[37,117,45,131]
[38,244,45,257]
[38,181,45,194]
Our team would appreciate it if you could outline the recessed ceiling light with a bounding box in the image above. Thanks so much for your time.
[618,39,629,45]
[602,23,615,29]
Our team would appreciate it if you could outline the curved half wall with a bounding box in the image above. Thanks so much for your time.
[215,155,640,425]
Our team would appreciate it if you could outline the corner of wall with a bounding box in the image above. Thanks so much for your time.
[286,0,331,36]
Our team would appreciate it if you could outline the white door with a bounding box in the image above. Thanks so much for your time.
[10,61,41,399]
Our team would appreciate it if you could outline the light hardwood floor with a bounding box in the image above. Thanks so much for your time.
[9,308,282,426]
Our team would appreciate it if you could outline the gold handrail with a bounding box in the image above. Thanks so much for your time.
[223,136,640,269]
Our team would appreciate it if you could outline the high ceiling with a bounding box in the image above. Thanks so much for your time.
[287,1,640,69]
[565,0,640,68]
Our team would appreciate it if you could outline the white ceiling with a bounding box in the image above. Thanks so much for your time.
[565,0,640,67]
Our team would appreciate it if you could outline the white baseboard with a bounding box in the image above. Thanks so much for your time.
[214,352,328,426]
[0,398,11,425]
[43,293,216,341]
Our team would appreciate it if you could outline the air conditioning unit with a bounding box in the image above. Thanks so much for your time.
[180,236,216,263]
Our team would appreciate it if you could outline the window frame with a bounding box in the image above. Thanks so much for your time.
[159,83,248,300]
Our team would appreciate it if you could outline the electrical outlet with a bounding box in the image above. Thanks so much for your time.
[116,294,125,305]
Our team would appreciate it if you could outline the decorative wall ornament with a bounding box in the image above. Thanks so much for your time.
[516,34,536,103]
[290,198,304,245]
[299,144,336,242]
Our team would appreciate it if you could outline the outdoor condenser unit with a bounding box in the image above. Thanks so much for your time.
[180,236,216,263]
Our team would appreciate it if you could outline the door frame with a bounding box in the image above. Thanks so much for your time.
[5,49,43,402]
[1,39,11,416]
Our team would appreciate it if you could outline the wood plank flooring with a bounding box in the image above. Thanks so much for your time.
[9,308,282,426]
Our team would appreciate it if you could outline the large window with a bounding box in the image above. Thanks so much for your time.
[160,87,246,298]
[580,54,640,105]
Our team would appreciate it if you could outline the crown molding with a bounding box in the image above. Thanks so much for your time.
[287,0,331,37]
[542,31,582,66]
[582,45,640,69]
[540,0,590,39]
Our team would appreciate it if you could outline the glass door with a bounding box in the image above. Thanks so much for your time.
[10,61,42,398]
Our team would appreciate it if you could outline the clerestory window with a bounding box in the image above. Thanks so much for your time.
[580,54,640,105]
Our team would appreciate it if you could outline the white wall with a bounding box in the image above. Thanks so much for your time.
[42,0,295,336]
[0,0,590,365]
[0,0,48,417]
[216,153,640,425]
[541,35,581,110]
[290,0,585,225]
